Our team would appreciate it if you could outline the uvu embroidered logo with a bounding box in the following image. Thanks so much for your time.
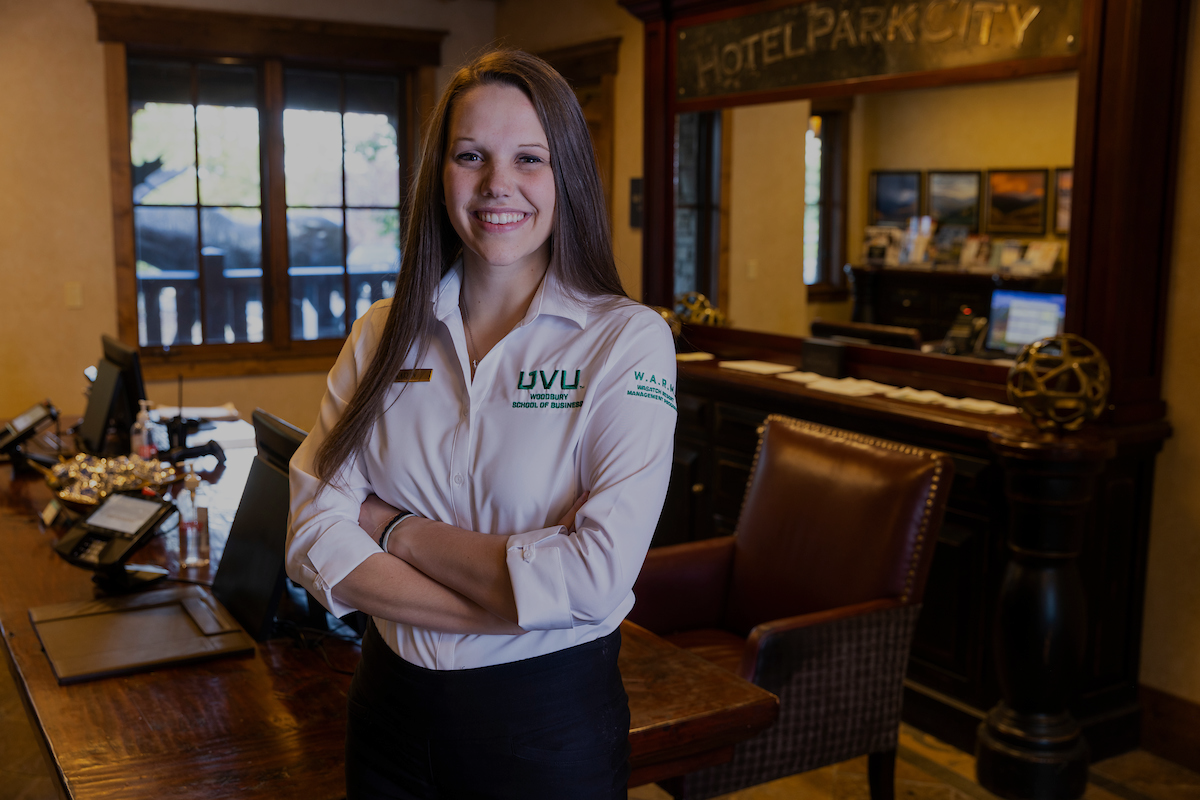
[513,369,585,410]
[626,370,677,411]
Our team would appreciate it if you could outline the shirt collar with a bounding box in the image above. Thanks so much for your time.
[432,260,589,330]
[432,262,464,322]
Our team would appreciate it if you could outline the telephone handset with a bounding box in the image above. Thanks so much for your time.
[941,305,988,356]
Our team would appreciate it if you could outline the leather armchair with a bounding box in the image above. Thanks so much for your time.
[629,414,953,800]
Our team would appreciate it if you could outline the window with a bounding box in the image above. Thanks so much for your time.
[96,3,444,377]
[673,103,846,311]
[130,60,266,347]
[673,111,722,302]
[282,69,402,342]
[804,102,850,300]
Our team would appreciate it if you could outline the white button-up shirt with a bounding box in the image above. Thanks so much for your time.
[286,265,677,669]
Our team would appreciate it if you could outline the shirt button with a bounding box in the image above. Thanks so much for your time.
[522,547,535,563]
[453,473,464,485]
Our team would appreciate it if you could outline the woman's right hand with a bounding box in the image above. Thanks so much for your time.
[554,491,589,533]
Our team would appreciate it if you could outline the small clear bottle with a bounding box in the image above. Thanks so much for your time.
[178,467,209,568]
[130,400,157,460]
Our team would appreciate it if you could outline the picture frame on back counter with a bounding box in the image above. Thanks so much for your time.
[1054,168,1073,236]
[869,171,922,227]
[926,171,982,233]
[985,169,1048,235]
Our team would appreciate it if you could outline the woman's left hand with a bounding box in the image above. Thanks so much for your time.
[359,494,400,541]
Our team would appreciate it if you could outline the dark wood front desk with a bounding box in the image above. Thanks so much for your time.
[656,326,1169,761]
[0,440,777,799]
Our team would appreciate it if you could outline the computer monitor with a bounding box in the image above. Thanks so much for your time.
[79,335,148,455]
[985,290,1067,355]
[211,409,307,640]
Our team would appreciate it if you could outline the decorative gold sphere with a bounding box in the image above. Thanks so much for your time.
[674,292,726,327]
[1006,334,1111,432]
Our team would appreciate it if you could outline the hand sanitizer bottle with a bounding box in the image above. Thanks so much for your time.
[131,400,156,459]
[178,467,208,567]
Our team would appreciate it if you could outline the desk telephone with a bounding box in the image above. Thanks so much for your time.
[941,305,988,356]
[54,491,175,592]
[0,401,59,470]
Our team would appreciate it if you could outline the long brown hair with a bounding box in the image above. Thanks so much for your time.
[315,49,628,484]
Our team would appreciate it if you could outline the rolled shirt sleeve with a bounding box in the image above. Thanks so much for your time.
[503,309,678,631]
[505,525,573,630]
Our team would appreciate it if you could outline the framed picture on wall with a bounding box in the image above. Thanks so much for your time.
[869,171,922,226]
[985,169,1048,235]
[926,171,982,232]
[1054,168,1073,236]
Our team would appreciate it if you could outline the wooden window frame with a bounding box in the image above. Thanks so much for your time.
[806,97,851,303]
[673,109,723,304]
[93,2,446,380]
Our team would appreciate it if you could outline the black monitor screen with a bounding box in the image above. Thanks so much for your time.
[79,335,147,455]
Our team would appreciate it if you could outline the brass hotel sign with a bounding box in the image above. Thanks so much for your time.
[675,0,1082,100]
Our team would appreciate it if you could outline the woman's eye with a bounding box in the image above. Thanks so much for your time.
[456,152,481,162]
[518,155,544,164]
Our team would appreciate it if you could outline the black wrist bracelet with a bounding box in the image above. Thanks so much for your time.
[378,511,414,551]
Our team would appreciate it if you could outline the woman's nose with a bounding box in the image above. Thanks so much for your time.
[480,163,513,198]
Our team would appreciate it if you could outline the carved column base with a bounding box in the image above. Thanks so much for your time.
[977,705,1088,800]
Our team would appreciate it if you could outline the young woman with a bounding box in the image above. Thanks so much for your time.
[286,49,677,799]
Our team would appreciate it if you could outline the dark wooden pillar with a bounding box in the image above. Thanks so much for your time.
[977,431,1116,800]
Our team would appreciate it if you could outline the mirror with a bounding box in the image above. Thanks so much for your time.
[674,70,1078,354]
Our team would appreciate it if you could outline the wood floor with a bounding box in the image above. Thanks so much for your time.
[630,724,1200,800]
[4,650,1197,800]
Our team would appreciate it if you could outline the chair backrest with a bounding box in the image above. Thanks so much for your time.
[251,407,307,472]
[722,415,952,637]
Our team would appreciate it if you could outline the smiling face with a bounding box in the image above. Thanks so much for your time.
[443,82,556,276]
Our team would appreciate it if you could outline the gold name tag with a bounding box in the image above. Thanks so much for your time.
[395,369,433,383]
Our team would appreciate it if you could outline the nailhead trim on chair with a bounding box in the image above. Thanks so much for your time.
[743,415,948,604]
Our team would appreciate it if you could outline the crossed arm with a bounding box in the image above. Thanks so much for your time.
[330,493,587,635]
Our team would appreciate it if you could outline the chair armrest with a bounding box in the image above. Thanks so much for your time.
[628,536,736,635]
[690,601,924,789]
[739,598,904,681]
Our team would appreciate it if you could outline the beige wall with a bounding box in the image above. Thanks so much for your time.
[847,73,1078,265]
[0,0,497,428]
[495,0,645,301]
[726,100,811,336]
[1141,0,1200,706]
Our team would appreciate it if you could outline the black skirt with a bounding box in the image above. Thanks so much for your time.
[345,622,630,799]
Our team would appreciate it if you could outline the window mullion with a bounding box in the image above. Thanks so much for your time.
[191,63,209,346]
[340,72,352,338]
[263,59,291,349]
